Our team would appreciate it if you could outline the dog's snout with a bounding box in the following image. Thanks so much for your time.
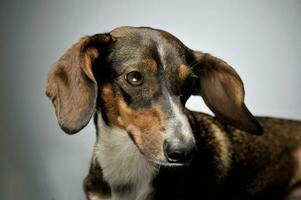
[164,139,195,164]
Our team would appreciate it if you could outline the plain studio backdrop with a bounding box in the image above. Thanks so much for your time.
[0,0,300,199]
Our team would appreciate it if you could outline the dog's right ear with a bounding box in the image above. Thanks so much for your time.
[46,34,112,134]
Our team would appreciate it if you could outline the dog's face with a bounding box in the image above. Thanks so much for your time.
[46,27,262,165]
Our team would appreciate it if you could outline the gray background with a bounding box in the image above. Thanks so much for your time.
[0,0,300,199]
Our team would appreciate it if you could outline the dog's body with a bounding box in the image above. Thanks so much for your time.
[46,26,301,200]
[85,112,301,200]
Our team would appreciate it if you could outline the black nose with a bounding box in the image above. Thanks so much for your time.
[164,140,195,164]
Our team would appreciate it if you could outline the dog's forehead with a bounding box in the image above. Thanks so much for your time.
[110,26,180,43]
[109,26,188,71]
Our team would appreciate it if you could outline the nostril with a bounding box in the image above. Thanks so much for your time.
[164,141,194,164]
[167,150,184,162]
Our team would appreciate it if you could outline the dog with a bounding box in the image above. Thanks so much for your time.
[46,26,301,200]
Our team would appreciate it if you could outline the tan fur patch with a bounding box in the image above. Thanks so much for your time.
[142,58,157,73]
[179,64,190,79]
[117,98,165,159]
[101,84,124,128]
[100,84,166,159]
[203,118,231,182]
[291,147,301,186]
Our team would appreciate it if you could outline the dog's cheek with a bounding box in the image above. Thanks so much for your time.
[130,116,165,160]
[101,85,166,159]
[117,99,166,159]
[100,84,125,128]
[140,129,165,160]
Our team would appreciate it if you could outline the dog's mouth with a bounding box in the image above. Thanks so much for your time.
[152,159,192,167]
[147,155,193,168]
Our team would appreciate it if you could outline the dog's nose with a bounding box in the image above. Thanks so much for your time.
[164,140,195,164]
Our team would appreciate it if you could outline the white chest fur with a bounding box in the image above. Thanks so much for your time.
[95,113,157,200]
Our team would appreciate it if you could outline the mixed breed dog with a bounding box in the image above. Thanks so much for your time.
[46,26,301,200]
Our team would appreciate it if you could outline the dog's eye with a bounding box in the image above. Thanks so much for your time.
[125,71,144,86]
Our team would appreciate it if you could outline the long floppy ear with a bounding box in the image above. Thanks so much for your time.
[46,34,112,134]
[191,51,263,135]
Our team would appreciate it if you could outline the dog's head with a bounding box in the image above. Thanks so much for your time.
[46,26,262,165]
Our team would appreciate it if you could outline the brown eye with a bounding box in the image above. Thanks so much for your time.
[125,71,144,86]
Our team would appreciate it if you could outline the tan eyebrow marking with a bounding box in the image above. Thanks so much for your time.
[179,64,190,79]
[142,58,157,73]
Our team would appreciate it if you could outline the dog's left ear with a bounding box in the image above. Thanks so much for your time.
[190,51,263,135]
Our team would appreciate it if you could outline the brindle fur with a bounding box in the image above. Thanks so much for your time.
[46,26,301,200]
[85,112,301,200]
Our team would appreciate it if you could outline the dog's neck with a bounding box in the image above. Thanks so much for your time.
[95,112,157,200]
